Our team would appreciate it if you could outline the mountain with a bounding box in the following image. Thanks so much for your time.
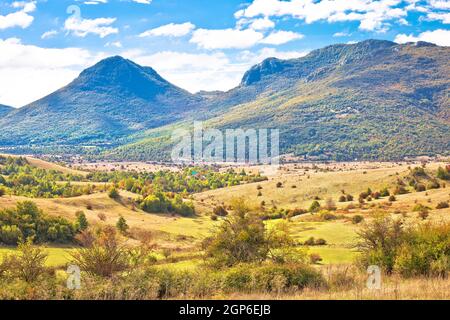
[0,40,449,161]
[0,56,203,147]
[109,40,450,161]
[0,104,13,117]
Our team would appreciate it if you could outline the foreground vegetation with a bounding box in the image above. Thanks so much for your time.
[0,157,449,299]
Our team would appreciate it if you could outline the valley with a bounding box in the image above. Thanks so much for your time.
[0,154,449,299]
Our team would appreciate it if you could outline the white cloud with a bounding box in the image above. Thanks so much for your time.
[84,0,108,5]
[190,28,264,49]
[428,0,450,10]
[105,41,123,48]
[249,17,275,30]
[426,12,450,23]
[394,29,450,46]
[64,16,118,38]
[132,0,152,4]
[0,1,36,30]
[0,38,104,107]
[237,0,411,32]
[41,30,58,39]
[122,48,309,93]
[333,31,351,37]
[260,30,303,45]
[11,1,36,13]
[139,22,195,37]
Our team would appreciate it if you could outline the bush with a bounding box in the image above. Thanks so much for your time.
[309,201,321,213]
[0,225,22,245]
[346,194,354,201]
[276,182,283,188]
[309,254,323,264]
[0,201,75,245]
[436,166,450,180]
[394,186,408,195]
[380,188,390,197]
[116,216,129,234]
[356,215,404,273]
[75,211,89,232]
[0,187,5,197]
[412,204,430,212]
[108,187,120,199]
[338,195,347,202]
[427,180,440,189]
[204,199,295,268]
[394,223,450,277]
[357,216,450,277]
[389,195,396,202]
[418,210,429,220]
[71,226,148,278]
[0,237,48,282]
[319,211,337,221]
[213,206,228,217]
[414,183,426,192]
[436,201,449,209]
[351,215,364,224]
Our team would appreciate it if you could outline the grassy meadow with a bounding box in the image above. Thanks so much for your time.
[0,155,449,299]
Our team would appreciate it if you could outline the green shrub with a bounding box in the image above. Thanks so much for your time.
[108,187,120,199]
[309,201,321,213]
[0,225,22,245]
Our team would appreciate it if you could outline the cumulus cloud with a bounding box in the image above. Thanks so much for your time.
[260,30,303,45]
[122,48,309,93]
[394,29,450,46]
[426,12,450,23]
[0,1,36,30]
[64,16,118,38]
[0,38,104,107]
[236,0,412,32]
[190,28,264,49]
[139,22,195,37]
[249,17,276,30]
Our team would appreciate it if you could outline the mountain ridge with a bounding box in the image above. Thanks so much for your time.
[0,39,449,161]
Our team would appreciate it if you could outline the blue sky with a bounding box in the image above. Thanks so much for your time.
[0,0,449,107]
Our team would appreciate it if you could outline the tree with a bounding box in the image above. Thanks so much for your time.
[356,215,404,273]
[75,211,89,232]
[204,198,268,267]
[0,237,48,282]
[71,226,135,278]
[436,166,450,180]
[108,187,120,199]
[309,200,321,213]
[116,216,129,234]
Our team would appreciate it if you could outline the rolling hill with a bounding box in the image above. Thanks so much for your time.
[0,40,449,161]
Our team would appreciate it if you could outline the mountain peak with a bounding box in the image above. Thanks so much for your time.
[240,39,398,86]
[70,55,174,99]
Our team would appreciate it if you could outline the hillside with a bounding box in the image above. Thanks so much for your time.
[110,40,450,161]
[0,56,203,147]
[0,104,12,117]
[0,40,449,160]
